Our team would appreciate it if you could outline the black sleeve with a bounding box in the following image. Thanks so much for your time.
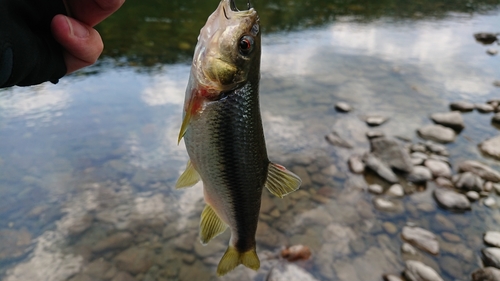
[0,0,68,88]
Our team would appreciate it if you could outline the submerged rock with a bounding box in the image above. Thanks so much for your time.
[424,141,449,156]
[430,111,464,130]
[348,155,365,174]
[325,131,353,148]
[370,137,413,173]
[453,172,484,192]
[368,184,384,194]
[433,188,471,211]
[476,103,495,113]
[91,232,133,253]
[363,153,399,183]
[458,160,500,183]
[487,49,499,56]
[401,226,439,255]
[365,115,389,126]
[450,101,475,112]
[474,33,498,44]
[472,267,500,281]
[267,262,319,281]
[479,136,500,160]
[366,130,385,139]
[403,260,444,281]
[373,197,404,213]
[407,166,433,183]
[383,274,404,281]
[114,247,154,275]
[485,231,500,248]
[417,125,456,143]
[0,228,33,263]
[335,102,353,112]
[424,159,451,179]
[482,247,500,269]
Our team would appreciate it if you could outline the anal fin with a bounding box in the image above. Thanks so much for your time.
[175,160,200,189]
[265,162,301,198]
[200,204,228,244]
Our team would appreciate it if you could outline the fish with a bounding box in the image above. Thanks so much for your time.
[176,0,301,276]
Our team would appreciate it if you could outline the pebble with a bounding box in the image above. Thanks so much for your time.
[91,232,133,253]
[382,222,398,234]
[485,231,500,248]
[479,135,500,161]
[368,184,384,194]
[83,258,113,279]
[373,198,404,213]
[401,242,418,255]
[68,214,93,237]
[411,152,428,160]
[417,124,456,143]
[291,166,312,188]
[485,182,494,192]
[267,262,319,281]
[453,172,484,192]
[433,188,471,211]
[435,177,454,188]
[387,184,404,197]
[383,274,404,281]
[325,131,353,148]
[348,155,365,174]
[487,49,499,55]
[471,267,500,281]
[442,232,461,242]
[363,153,399,183]
[476,103,495,113]
[366,130,385,139]
[0,228,33,262]
[485,197,497,208]
[425,141,449,156]
[401,226,439,255]
[466,191,480,201]
[365,115,389,126]
[424,159,451,178]
[335,102,353,112]
[482,247,500,268]
[370,137,413,173]
[114,247,154,275]
[450,101,475,112]
[403,260,444,281]
[458,160,500,183]
[407,166,433,183]
[430,111,465,130]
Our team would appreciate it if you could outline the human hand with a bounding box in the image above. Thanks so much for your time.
[51,0,125,74]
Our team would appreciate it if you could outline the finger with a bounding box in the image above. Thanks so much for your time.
[65,0,125,27]
[51,15,104,73]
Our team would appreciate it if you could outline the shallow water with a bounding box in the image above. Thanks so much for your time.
[1,1,500,280]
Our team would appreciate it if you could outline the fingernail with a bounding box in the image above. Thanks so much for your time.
[65,16,89,38]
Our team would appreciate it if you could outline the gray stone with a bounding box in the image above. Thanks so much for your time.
[382,222,398,234]
[487,49,499,55]
[365,115,389,126]
[401,226,439,255]
[404,260,443,281]
[450,101,475,112]
[472,267,500,281]
[335,102,353,112]
[383,274,404,281]
[477,103,495,113]
[430,111,464,130]
[363,153,399,183]
[417,125,456,143]
[373,198,404,213]
[424,141,449,156]
[92,232,133,253]
[348,155,365,174]
[454,172,484,192]
[325,131,353,148]
[267,262,319,281]
[411,152,428,160]
[387,184,404,197]
[370,137,413,173]
[114,247,154,275]
[433,188,471,211]
[401,243,418,255]
[68,214,93,236]
[411,143,427,153]
[366,130,385,139]
[440,255,463,279]
[482,247,500,268]
[485,231,500,248]
[412,158,425,166]
[435,177,453,188]
[424,159,451,178]
[466,191,480,201]
[407,166,433,183]
[485,182,494,192]
[485,197,497,208]
[83,258,113,279]
[458,160,500,182]
[479,136,500,161]
[368,184,384,194]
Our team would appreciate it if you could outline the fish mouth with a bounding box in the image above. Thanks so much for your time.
[228,0,252,12]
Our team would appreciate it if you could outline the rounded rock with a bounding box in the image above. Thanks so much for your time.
[417,125,456,143]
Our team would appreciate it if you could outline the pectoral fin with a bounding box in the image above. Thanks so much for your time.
[265,163,302,198]
[175,160,200,189]
[177,111,192,144]
[200,204,228,244]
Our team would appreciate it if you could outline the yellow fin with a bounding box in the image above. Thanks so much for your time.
[265,163,302,198]
[200,204,228,244]
[217,246,260,276]
[175,160,200,189]
[177,111,192,144]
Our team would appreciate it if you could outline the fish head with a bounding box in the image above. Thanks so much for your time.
[178,0,261,143]
[195,0,261,93]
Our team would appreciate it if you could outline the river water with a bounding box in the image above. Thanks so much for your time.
[0,1,499,280]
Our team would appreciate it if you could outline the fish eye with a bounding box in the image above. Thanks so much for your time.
[239,36,254,56]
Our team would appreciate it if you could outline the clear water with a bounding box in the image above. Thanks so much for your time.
[1,1,500,280]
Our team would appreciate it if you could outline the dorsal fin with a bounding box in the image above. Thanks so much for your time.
[264,163,301,198]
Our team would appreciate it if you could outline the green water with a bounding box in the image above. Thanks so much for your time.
[1,0,500,280]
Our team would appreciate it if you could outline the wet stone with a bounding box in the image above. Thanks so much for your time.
[407,166,433,183]
[382,222,398,234]
[479,135,500,161]
[424,159,451,179]
[348,155,365,174]
[335,102,353,112]
[383,274,404,281]
[0,228,33,262]
[467,191,480,201]
[114,247,154,275]
[68,214,93,237]
[412,158,424,166]
[365,115,389,126]
[476,103,495,113]
[458,160,500,183]
[92,232,133,253]
[83,258,113,279]
[453,172,484,192]
[485,231,500,248]
[487,49,499,55]
[433,188,471,211]
[471,267,500,281]
[291,166,312,188]
[442,232,461,242]
[450,100,475,112]
[267,262,319,281]
[325,131,353,148]
[425,141,448,156]
[440,255,463,279]
[482,247,500,268]
[485,182,494,192]
[474,32,498,44]
[366,130,385,139]
[430,111,464,130]
[370,137,413,173]
[368,184,384,194]
[485,197,497,208]
[68,274,94,281]
[417,124,456,143]
[403,260,444,281]
[387,184,404,197]
[401,226,439,255]
[435,177,453,188]
[363,153,399,183]
[401,243,418,255]
[373,197,404,213]
[411,152,428,160]
[410,143,427,153]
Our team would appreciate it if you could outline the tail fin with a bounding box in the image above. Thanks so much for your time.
[216,246,260,276]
